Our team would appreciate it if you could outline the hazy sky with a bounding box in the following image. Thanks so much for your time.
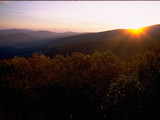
[0,1,160,32]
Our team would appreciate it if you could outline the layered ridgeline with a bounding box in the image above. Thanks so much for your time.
[1,24,160,59]
[0,25,160,119]
[44,24,160,57]
[0,29,79,47]
[0,29,80,59]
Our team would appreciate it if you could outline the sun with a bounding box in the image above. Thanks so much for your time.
[128,27,144,35]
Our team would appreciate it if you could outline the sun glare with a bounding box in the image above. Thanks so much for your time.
[128,27,144,35]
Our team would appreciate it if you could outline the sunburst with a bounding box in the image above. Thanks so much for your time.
[128,27,145,35]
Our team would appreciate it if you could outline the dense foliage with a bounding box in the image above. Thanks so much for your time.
[0,47,160,120]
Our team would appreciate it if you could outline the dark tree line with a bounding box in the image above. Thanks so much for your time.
[0,47,160,120]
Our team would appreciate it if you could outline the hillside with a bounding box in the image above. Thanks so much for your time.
[1,25,160,119]
[0,29,80,48]
[0,47,160,120]
[0,29,35,35]
[0,33,36,46]
[1,24,160,60]
[0,29,81,59]
[44,24,160,57]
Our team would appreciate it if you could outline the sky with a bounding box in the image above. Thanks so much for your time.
[0,1,160,33]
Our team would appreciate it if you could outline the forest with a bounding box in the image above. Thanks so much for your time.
[0,46,160,120]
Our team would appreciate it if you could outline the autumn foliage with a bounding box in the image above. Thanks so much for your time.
[0,48,160,120]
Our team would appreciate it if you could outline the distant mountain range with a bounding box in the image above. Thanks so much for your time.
[0,29,80,48]
[42,24,160,57]
[0,24,160,59]
[0,29,34,35]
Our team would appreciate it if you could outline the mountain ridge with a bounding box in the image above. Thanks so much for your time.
[0,29,81,48]
[1,24,160,59]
